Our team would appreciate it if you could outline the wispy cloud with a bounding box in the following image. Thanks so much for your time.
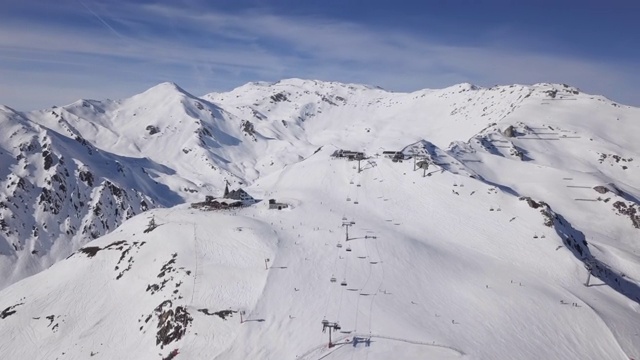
[0,1,637,110]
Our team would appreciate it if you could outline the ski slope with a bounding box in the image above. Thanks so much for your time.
[1,144,639,359]
[1,79,639,359]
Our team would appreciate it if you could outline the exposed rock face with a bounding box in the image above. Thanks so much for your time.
[504,125,516,138]
[520,197,553,227]
[613,201,640,229]
[154,300,193,349]
[146,125,160,135]
[0,108,168,289]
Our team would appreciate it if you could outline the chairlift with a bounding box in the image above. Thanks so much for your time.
[346,246,352,252]
[341,280,347,286]
[330,276,337,283]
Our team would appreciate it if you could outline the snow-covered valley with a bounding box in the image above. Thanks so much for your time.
[0,79,639,359]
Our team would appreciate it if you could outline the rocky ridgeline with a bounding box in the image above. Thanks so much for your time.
[0,131,154,256]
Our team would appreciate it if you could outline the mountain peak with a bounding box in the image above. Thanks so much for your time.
[147,81,188,93]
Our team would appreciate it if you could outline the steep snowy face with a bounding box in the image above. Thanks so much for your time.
[0,106,173,289]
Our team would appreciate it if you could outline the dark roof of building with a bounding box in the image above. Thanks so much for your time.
[225,188,253,200]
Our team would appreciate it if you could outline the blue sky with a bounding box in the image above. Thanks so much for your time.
[1,0,638,110]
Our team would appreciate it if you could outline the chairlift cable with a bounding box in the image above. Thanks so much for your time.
[336,254,348,320]
[324,243,341,318]
[366,163,391,337]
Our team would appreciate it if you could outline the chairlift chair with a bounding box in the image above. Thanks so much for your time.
[354,201,359,204]
[337,243,343,248]
[346,246,352,252]
[350,180,354,184]
[330,276,337,283]
[346,197,351,201]
[341,280,347,286]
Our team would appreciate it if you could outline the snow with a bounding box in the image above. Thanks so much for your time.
[0,79,639,359]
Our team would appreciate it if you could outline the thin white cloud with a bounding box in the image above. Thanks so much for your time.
[78,0,129,41]
[0,2,637,110]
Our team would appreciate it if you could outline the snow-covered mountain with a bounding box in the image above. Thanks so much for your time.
[0,79,639,359]
[0,79,543,289]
